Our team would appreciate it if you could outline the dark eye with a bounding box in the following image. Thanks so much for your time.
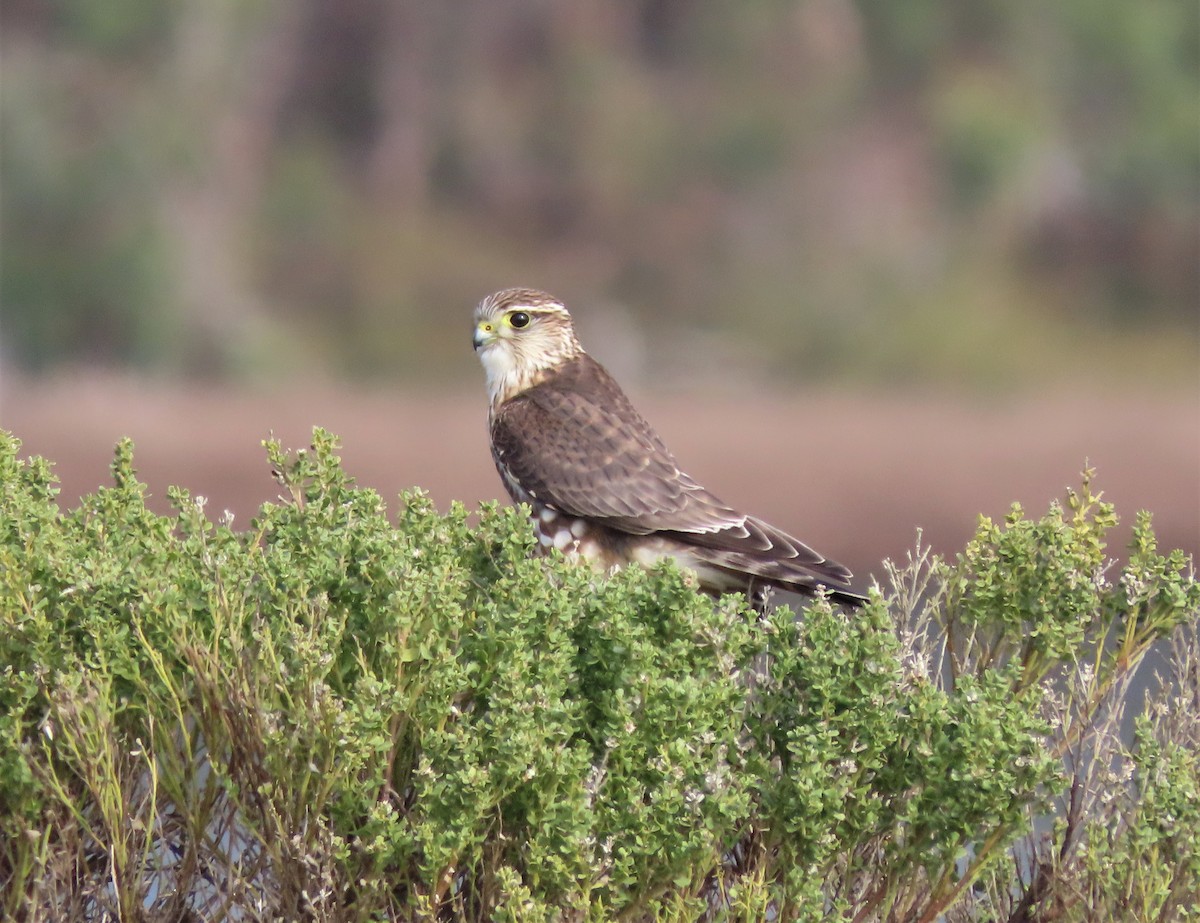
[509,311,531,329]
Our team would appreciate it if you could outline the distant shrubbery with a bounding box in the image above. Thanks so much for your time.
[4,4,1197,383]
[1,429,1196,921]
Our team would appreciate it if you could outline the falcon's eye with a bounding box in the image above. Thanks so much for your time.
[508,311,531,329]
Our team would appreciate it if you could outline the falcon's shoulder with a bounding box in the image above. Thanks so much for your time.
[490,354,739,534]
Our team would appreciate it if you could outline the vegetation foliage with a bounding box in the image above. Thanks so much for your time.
[1,428,1197,921]
[3,2,1197,384]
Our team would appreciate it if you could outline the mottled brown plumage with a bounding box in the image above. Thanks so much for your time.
[473,288,865,607]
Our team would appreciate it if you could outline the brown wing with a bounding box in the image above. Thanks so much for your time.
[490,355,735,532]
[490,354,855,590]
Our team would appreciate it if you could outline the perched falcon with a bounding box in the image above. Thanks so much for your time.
[472,287,865,608]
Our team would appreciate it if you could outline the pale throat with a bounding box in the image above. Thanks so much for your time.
[479,343,546,408]
[478,336,578,408]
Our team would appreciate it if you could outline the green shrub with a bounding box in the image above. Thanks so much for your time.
[1,429,1196,921]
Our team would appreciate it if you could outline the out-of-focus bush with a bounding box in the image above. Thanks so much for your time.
[2,2,1195,386]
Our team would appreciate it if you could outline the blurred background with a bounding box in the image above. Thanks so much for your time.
[2,0,1197,584]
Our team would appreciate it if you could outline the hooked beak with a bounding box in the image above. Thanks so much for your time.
[473,321,495,351]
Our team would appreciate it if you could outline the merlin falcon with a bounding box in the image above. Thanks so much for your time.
[472,287,865,608]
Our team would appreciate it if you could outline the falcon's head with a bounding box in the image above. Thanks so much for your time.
[473,288,584,407]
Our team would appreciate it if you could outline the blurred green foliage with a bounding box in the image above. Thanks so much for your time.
[1,1,1196,385]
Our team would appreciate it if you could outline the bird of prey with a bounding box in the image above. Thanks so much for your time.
[472,287,865,608]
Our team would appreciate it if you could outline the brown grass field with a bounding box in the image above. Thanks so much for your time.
[4,374,1197,593]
